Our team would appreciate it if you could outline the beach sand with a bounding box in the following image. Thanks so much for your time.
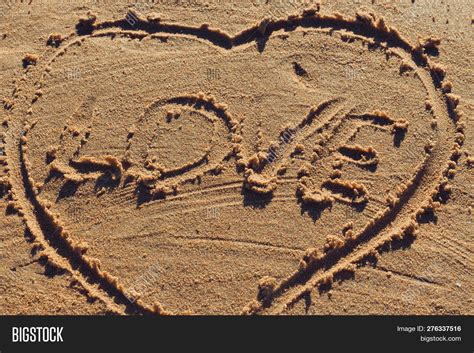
[0,0,472,315]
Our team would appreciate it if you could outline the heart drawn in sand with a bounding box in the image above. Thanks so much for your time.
[8,10,462,314]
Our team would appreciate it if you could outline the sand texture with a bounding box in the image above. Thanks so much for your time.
[0,0,472,315]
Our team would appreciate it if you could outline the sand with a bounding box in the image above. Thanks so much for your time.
[0,0,472,315]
